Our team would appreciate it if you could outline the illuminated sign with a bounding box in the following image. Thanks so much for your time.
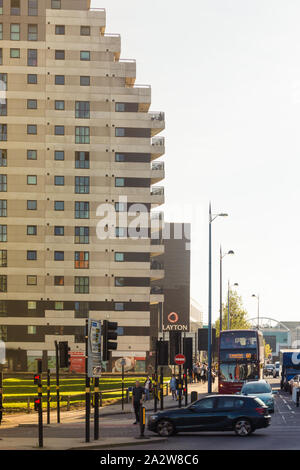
[229,353,252,359]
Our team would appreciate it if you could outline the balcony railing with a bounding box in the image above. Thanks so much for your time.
[151,161,164,171]
[149,111,165,121]
[90,8,105,11]
[151,186,164,196]
[151,261,164,270]
[103,33,120,37]
[119,59,136,63]
[151,137,165,146]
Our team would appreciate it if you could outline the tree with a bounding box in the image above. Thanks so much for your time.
[264,340,272,360]
[214,289,251,336]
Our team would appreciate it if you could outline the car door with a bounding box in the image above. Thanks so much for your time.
[178,397,217,431]
[214,396,244,429]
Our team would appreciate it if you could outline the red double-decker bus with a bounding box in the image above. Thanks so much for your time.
[218,329,264,394]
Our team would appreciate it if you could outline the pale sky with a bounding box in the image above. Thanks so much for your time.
[92,0,300,324]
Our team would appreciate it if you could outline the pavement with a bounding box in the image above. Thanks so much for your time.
[0,379,216,450]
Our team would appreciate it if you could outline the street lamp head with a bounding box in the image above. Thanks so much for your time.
[252,294,257,298]
[219,213,228,217]
[234,283,239,287]
[228,250,234,255]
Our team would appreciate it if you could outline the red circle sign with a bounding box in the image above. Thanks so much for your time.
[175,354,186,365]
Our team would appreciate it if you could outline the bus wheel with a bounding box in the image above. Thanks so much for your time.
[234,419,252,437]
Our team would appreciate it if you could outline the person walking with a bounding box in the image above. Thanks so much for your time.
[144,376,152,401]
[132,380,145,424]
[169,374,177,400]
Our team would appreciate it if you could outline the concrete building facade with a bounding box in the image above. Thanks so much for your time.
[0,0,165,371]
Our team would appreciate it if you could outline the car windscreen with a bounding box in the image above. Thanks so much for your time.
[242,383,272,394]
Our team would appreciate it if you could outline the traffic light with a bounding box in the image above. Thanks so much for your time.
[33,374,40,385]
[102,320,118,361]
[157,340,169,365]
[59,341,71,368]
[34,397,41,411]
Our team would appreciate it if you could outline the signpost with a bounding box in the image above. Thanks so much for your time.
[86,319,102,442]
[175,354,186,366]
[175,354,185,408]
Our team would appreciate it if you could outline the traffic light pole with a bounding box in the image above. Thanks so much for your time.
[178,364,182,408]
[94,377,99,440]
[154,341,158,412]
[47,368,50,424]
[160,367,164,410]
[121,364,124,411]
[37,360,43,448]
[55,340,60,423]
[85,319,90,443]
[0,365,3,425]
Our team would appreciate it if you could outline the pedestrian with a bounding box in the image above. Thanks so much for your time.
[169,374,177,400]
[144,376,152,401]
[132,380,145,424]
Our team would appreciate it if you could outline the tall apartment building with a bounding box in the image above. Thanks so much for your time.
[0,0,165,372]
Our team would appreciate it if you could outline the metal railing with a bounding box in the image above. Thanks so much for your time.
[151,161,164,171]
[149,111,165,121]
[151,261,164,270]
[151,186,164,196]
[151,137,165,146]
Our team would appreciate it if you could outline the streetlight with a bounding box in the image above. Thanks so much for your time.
[252,294,260,329]
[208,202,228,393]
[227,281,239,329]
[220,247,234,332]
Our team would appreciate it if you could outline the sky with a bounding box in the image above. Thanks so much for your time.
[91,0,300,325]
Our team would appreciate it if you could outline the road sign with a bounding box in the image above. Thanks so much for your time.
[175,354,186,365]
[87,319,102,378]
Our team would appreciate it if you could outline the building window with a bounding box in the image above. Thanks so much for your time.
[54,201,64,211]
[115,153,125,162]
[0,275,7,292]
[28,326,36,334]
[27,125,37,135]
[28,74,37,84]
[0,1,2,15]
[0,150,6,167]
[55,25,65,35]
[27,200,37,210]
[55,50,65,60]
[54,276,64,286]
[27,49,37,66]
[75,251,89,269]
[0,73,6,90]
[115,277,125,287]
[80,76,90,86]
[28,0,38,16]
[28,301,36,310]
[27,250,37,260]
[116,227,126,238]
[115,128,125,137]
[75,101,90,119]
[55,176,64,185]
[11,0,20,15]
[0,300,7,316]
[0,200,7,216]
[27,149,37,160]
[80,26,90,36]
[55,100,64,110]
[0,175,6,191]
[75,127,90,144]
[0,49,2,65]
[55,75,64,85]
[54,226,64,236]
[28,24,38,41]
[80,51,90,61]
[0,225,6,241]
[75,226,89,244]
[74,301,89,318]
[27,175,36,185]
[10,48,20,58]
[0,249,7,267]
[0,99,6,116]
[115,103,126,112]
[75,201,89,219]
[0,124,6,141]
[54,251,64,261]
[75,276,89,294]
[75,152,89,169]
[0,24,2,40]
[55,126,64,135]
[27,225,36,235]
[27,275,37,285]
[55,301,64,310]
[51,0,61,9]
[115,252,124,262]
[27,99,37,109]
[75,176,89,194]
[55,150,64,160]
[10,24,20,40]
[115,177,125,187]
[115,302,124,311]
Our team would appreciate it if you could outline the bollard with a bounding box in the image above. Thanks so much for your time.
[135,406,150,440]
[27,397,31,414]
[99,391,103,407]
[126,389,129,404]
[67,395,70,411]
[191,391,198,403]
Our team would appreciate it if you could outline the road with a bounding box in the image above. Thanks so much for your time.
[104,377,300,450]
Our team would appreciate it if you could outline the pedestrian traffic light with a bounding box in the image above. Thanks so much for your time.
[59,341,71,368]
[102,320,118,361]
[34,397,41,411]
[33,374,40,385]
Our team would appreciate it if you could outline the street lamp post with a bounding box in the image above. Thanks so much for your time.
[220,247,234,333]
[227,281,239,329]
[252,294,260,328]
[208,202,228,393]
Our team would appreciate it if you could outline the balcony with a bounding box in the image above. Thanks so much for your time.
[151,161,165,184]
[151,136,165,159]
[149,112,165,136]
[118,59,136,86]
[151,186,164,196]
[150,286,164,304]
[150,211,164,233]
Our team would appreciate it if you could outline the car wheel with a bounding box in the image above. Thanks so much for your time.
[234,419,253,437]
[156,419,175,437]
